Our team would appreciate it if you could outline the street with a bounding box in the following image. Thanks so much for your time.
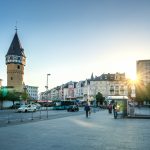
[0,108,84,127]
[0,109,150,150]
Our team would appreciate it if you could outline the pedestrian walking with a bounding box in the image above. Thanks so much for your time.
[108,103,112,114]
[113,102,118,119]
[84,103,90,118]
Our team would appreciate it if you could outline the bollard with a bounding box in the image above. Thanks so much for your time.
[31,112,33,120]
[47,107,48,119]
[20,112,23,122]
[39,109,41,119]
[7,111,10,124]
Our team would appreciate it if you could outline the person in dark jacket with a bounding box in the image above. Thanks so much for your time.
[84,103,90,118]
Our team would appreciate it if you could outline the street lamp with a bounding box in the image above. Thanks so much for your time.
[45,74,51,91]
[45,73,50,119]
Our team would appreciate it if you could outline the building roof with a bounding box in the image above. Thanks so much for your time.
[6,32,26,57]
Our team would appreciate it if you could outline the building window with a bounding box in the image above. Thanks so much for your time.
[11,77,13,80]
[17,65,20,69]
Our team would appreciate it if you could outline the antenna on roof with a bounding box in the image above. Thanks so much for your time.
[15,21,18,33]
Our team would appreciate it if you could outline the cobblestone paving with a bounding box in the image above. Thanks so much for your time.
[0,110,150,150]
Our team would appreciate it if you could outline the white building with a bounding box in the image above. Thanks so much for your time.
[75,81,84,100]
[25,85,38,100]
[51,87,60,101]
[84,73,128,101]
[63,81,77,100]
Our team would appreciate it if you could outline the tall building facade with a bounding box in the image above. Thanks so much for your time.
[6,31,26,92]
[137,60,150,86]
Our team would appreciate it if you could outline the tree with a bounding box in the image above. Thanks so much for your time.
[6,91,21,105]
[0,89,3,109]
[145,83,150,103]
[21,91,29,103]
[96,92,104,106]
[135,81,147,104]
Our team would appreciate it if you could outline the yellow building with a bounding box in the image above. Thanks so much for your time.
[6,31,26,92]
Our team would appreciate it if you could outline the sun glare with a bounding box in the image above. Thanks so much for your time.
[127,73,138,83]
[130,74,137,81]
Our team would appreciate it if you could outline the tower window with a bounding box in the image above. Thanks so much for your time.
[17,65,20,69]
[11,77,13,80]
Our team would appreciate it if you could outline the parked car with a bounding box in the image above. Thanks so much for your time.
[10,103,22,109]
[67,105,79,112]
[17,104,37,112]
[31,103,41,110]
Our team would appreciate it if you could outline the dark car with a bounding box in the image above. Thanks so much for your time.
[67,105,79,112]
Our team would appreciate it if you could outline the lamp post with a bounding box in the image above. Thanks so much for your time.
[45,74,50,118]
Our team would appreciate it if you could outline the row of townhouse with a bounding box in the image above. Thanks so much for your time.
[40,72,132,101]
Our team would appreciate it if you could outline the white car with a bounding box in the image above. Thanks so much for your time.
[17,105,37,112]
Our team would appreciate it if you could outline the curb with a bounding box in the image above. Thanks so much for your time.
[127,115,150,119]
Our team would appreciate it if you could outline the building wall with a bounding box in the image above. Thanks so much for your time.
[63,88,68,100]
[7,64,24,92]
[137,60,150,86]
[90,80,128,99]
[75,81,84,100]
[25,85,38,100]
[41,73,128,102]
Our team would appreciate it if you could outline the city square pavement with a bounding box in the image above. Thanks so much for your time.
[0,110,150,150]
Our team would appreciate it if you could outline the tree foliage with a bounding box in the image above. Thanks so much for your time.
[136,82,150,103]
[145,83,150,101]
[0,88,21,102]
[21,91,29,101]
[96,92,104,105]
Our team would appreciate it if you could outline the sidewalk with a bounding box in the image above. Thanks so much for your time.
[0,110,150,150]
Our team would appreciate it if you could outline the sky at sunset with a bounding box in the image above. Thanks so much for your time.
[0,0,150,92]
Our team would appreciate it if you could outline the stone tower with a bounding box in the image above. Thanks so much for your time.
[6,31,26,92]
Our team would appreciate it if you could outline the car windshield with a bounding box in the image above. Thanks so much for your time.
[19,105,27,108]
